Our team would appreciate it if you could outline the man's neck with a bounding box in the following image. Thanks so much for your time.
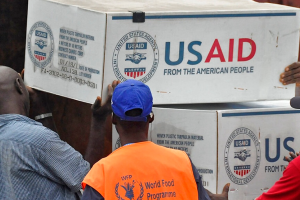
[0,108,26,116]
[0,91,28,115]
[120,132,148,146]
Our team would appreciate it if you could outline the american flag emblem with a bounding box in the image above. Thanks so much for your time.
[34,51,46,61]
[234,165,250,177]
[124,68,146,79]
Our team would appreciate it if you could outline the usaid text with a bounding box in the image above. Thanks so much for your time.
[165,38,256,66]
[265,137,295,163]
[264,137,295,173]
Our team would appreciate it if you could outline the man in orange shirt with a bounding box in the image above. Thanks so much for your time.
[81,79,229,200]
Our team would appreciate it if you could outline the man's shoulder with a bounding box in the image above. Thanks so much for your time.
[100,141,189,164]
[0,115,60,147]
[150,142,189,157]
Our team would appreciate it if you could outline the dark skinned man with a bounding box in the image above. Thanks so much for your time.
[0,66,228,200]
[81,79,230,200]
[0,66,112,199]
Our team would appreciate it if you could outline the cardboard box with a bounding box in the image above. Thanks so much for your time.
[25,0,300,104]
[25,0,106,103]
[112,101,300,199]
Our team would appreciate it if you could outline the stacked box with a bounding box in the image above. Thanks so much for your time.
[25,0,300,104]
[112,101,300,199]
[24,0,300,198]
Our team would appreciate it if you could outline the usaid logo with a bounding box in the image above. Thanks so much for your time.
[27,21,54,68]
[35,39,47,49]
[224,127,261,185]
[112,30,159,83]
[234,149,251,162]
[125,52,146,64]
[165,38,256,66]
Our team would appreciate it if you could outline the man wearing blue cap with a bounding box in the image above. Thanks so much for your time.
[81,79,228,200]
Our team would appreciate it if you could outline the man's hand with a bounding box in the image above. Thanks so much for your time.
[206,183,229,200]
[284,151,300,169]
[26,86,50,118]
[85,80,120,166]
[91,80,120,120]
[280,62,300,85]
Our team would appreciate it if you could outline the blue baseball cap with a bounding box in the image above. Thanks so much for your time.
[112,79,153,122]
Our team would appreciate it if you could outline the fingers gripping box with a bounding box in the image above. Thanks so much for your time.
[25,0,300,104]
[112,101,300,199]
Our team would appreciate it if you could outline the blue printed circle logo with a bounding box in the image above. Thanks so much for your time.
[115,176,144,200]
[224,127,261,185]
[112,30,159,83]
[27,21,54,68]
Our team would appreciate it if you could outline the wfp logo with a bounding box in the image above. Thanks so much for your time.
[27,21,54,68]
[224,127,261,185]
[125,52,146,64]
[115,176,144,200]
[112,31,159,83]
[121,181,135,199]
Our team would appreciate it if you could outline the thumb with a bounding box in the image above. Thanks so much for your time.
[92,96,102,109]
[21,69,25,80]
[222,183,230,195]
[107,84,113,100]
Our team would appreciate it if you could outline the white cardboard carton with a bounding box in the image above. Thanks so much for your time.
[25,0,300,104]
[112,101,300,199]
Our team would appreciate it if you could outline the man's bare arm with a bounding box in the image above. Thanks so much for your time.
[84,80,120,166]
[205,183,230,200]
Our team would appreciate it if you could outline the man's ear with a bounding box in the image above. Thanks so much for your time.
[112,113,117,125]
[14,78,24,94]
[148,112,154,123]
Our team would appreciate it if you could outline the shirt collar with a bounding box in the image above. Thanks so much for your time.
[0,114,42,126]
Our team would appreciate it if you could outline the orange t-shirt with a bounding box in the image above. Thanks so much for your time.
[82,141,198,200]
